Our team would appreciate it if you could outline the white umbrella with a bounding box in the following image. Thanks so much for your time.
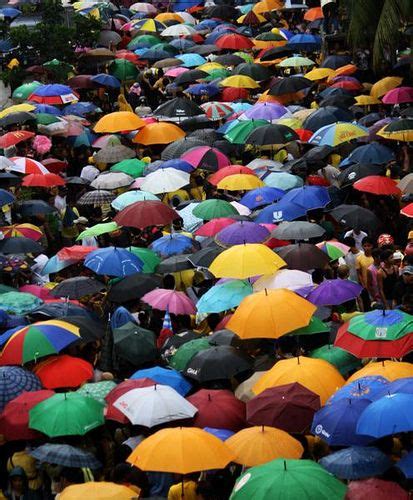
[253,269,313,292]
[161,24,196,37]
[175,11,196,23]
[91,172,134,190]
[178,202,203,232]
[230,201,251,216]
[246,158,286,173]
[0,156,16,171]
[130,2,157,13]
[140,168,190,194]
[113,385,197,427]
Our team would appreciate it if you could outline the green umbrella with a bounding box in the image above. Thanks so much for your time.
[29,393,105,437]
[255,32,285,41]
[278,56,315,68]
[225,119,269,144]
[128,34,160,50]
[109,59,140,81]
[128,247,161,273]
[193,200,238,220]
[230,459,347,500]
[170,338,211,371]
[309,344,361,377]
[0,284,17,295]
[110,158,146,178]
[35,113,61,126]
[317,242,346,261]
[0,291,42,315]
[76,222,120,241]
[43,59,74,77]
[12,81,41,100]
[77,380,117,403]
[234,51,254,63]
[346,310,413,341]
[204,69,231,82]
[289,316,330,336]
[113,321,157,365]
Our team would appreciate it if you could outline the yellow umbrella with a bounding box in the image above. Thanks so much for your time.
[253,356,345,404]
[197,62,225,73]
[133,122,185,145]
[370,76,403,98]
[60,482,138,499]
[355,95,382,106]
[254,40,287,49]
[305,68,335,81]
[237,13,266,24]
[127,427,235,474]
[377,125,413,142]
[0,103,36,119]
[94,111,146,133]
[220,75,260,89]
[346,360,413,383]
[227,289,316,339]
[253,0,283,14]
[277,117,302,129]
[209,243,286,279]
[217,174,264,191]
[155,12,184,22]
[226,426,303,466]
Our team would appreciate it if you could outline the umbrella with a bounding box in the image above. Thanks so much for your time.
[162,138,208,160]
[111,190,158,210]
[253,356,345,405]
[309,122,368,146]
[141,288,195,315]
[345,479,408,500]
[150,233,194,257]
[29,84,78,105]
[370,76,403,98]
[107,273,161,302]
[76,222,119,241]
[353,175,401,196]
[169,338,211,371]
[216,222,269,246]
[253,269,313,292]
[193,200,237,220]
[59,483,137,499]
[246,383,320,433]
[0,390,54,441]
[113,322,157,366]
[65,316,105,343]
[303,106,353,132]
[94,111,145,133]
[310,345,361,376]
[329,204,380,232]
[269,76,312,96]
[217,174,264,191]
[114,200,178,229]
[0,130,35,148]
[77,190,116,207]
[110,159,146,178]
[239,187,285,209]
[226,427,303,467]
[140,168,189,194]
[127,427,234,473]
[30,443,101,469]
[216,33,254,50]
[184,345,252,382]
[271,221,325,240]
[94,146,136,164]
[0,189,16,208]
[328,376,390,404]
[347,361,413,383]
[0,291,42,315]
[90,73,120,88]
[262,172,303,191]
[105,378,156,423]
[0,366,42,412]
[32,355,93,389]
[276,243,330,271]
[201,102,233,121]
[29,392,104,437]
[209,243,286,279]
[50,277,105,299]
[227,289,316,340]
[77,381,117,403]
[109,59,139,81]
[131,366,191,396]
[134,122,186,145]
[246,124,298,145]
[230,459,346,500]
[113,385,197,427]
[84,247,143,277]
[306,279,362,306]
[182,146,230,171]
[154,97,204,118]
[320,447,391,480]
[196,280,253,314]
[338,164,384,186]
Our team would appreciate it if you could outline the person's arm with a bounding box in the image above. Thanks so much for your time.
[377,269,387,308]
[366,268,374,298]
[356,258,365,288]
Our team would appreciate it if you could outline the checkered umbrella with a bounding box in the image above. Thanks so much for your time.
[30,443,101,468]
[77,190,115,206]
[0,366,42,412]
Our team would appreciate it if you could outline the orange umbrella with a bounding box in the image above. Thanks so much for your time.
[60,483,138,499]
[155,12,184,22]
[253,356,345,404]
[127,427,235,473]
[226,426,303,466]
[370,77,403,98]
[133,122,185,145]
[94,111,145,133]
[346,360,413,383]
[304,7,323,21]
[333,64,358,77]
[253,0,283,14]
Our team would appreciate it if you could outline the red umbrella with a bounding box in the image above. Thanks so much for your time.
[41,158,68,174]
[67,75,95,90]
[0,389,54,441]
[401,203,413,217]
[330,80,363,92]
[220,87,249,102]
[209,165,256,186]
[0,131,35,148]
[259,223,290,249]
[304,7,323,21]
[32,355,93,389]
[10,157,49,174]
[57,245,97,261]
[187,389,246,431]
[246,382,321,433]
[105,378,155,423]
[114,200,179,229]
[353,176,401,196]
[116,50,139,64]
[19,285,54,300]
[195,218,236,237]
[22,173,65,187]
[346,479,408,500]
[216,33,254,50]
[215,313,233,330]
[296,129,313,142]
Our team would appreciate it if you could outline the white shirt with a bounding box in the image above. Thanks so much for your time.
[344,230,367,251]
[54,195,66,212]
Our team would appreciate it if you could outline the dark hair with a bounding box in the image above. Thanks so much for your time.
[59,467,84,485]
[372,248,382,260]
[362,236,374,246]
[343,236,355,247]
[380,249,394,262]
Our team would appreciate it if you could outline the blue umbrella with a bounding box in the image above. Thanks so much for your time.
[0,39,12,53]
[186,84,220,97]
[30,84,75,99]
[0,189,15,208]
[281,186,331,211]
[141,47,174,61]
[374,377,413,399]
[111,306,136,329]
[69,128,98,148]
[240,187,285,209]
[161,159,195,173]
[84,247,144,277]
[30,443,101,469]
[327,376,389,404]
[0,8,21,18]
[396,450,413,478]
[171,0,202,11]
[318,87,351,99]
[31,302,96,320]
[170,38,195,50]
[0,326,25,348]
[339,143,395,167]
[62,102,99,117]
[263,172,303,191]
[131,366,192,396]
[32,104,61,115]
[320,446,391,480]
[357,393,413,438]
[150,234,194,257]
[255,199,307,223]
[197,280,253,314]
[0,366,42,412]
[41,255,77,275]
[195,19,220,30]
[311,398,373,446]
[90,74,121,88]
[287,34,321,51]
[204,427,234,441]
[177,53,207,68]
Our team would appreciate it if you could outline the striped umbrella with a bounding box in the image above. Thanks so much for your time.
[1,223,43,241]
[200,102,234,120]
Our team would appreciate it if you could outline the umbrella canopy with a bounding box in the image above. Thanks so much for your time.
[50,277,105,299]
[196,280,253,314]
[271,221,325,240]
[60,483,137,500]
[131,366,192,396]
[216,222,269,246]
[134,122,185,145]
[345,479,408,500]
[107,273,161,302]
[169,338,211,371]
[84,247,143,277]
[0,366,42,413]
[30,443,101,469]
[94,111,145,133]
[113,322,157,366]
[114,200,178,229]
[140,168,190,194]
[276,244,330,271]
[141,288,195,315]
[33,355,93,389]
[306,279,362,306]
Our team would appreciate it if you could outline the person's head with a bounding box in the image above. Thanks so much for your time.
[59,467,84,490]
[380,249,394,265]
[362,236,374,255]
[73,216,88,231]
[377,233,394,248]
[402,265,413,284]
[393,251,404,267]
[371,248,381,266]
[8,467,27,493]
[343,236,356,250]
[401,293,413,314]
[337,264,350,279]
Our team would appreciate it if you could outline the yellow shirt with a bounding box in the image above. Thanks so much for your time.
[356,253,374,286]
[7,451,42,490]
[168,481,199,500]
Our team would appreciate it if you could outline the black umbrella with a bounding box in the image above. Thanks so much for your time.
[28,303,97,321]
[64,316,106,342]
[303,106,354,132]
[154,97,205,118]
[107,273,161,303]
[113,322,157,366]
[215,54,245,67]
[246,124,299,145]
[160,330,201,361]
[0,237,43,255]
[271,221,326,240]
[174,69,209,86]
[157,255,194,273]
[321,55,352,69]
[188,246,222,268]
[188,44,219,55]
[277,243,330,271]
[18,200,56,216]
[358,113,382,127]
[208,329,238,346]
[188,129,219,144]
[269,77,312,96]
[161,138,208,160]
[303,145,334,162]
[0,112,36,127]
[233,62,271,81]
[0,173,21,186]
[180,116,216,132]
[260,46,294,61]
[184,345,252,382]
[50,277,105,299]
[337,164,385,187]
[319,95,356,109]
[205,5,239,19]
[329,204,381,232]
[66,176,90,185]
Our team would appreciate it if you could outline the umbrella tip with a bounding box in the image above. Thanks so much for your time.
[283,460,287,471]
[264,288,268,296]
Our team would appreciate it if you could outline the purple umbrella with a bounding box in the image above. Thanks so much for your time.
[306,279,363,306]
[364,118,393,142]
[215,221,270,246]
[241,102,290,122]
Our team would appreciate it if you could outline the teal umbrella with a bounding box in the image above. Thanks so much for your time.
[111,190,159,211]
[0,292,42,314]
[309,344,362,377]
[77,380,117,403]
[197,280,253,314]
[128,247,161,273]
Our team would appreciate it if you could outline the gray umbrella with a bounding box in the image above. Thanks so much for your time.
[77,190,115,206]
[50,277,105,299]
[161,137,207,160]
[0,237,43,254]
[271,221,326,241]
[98,30,122,47]
[91,172,134,190]
[94,144,135,164]
[113,321,158,366]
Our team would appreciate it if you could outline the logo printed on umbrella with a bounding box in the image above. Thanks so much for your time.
[375,327,388,339]
[273,211,284,222]
[186,368,199,375]
[314,424,331,439]
[234,473,251,492]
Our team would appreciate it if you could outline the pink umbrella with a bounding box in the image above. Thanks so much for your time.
[92,134,120,149]
[130,177,145,189]
[165,67,189,78]
[181,146,230,170]
[19,285,54,301]
[141,288,196,315]
[382,86,413,104]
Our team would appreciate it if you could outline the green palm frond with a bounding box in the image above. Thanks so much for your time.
[373,0,405,71]
[347,0,383,50]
